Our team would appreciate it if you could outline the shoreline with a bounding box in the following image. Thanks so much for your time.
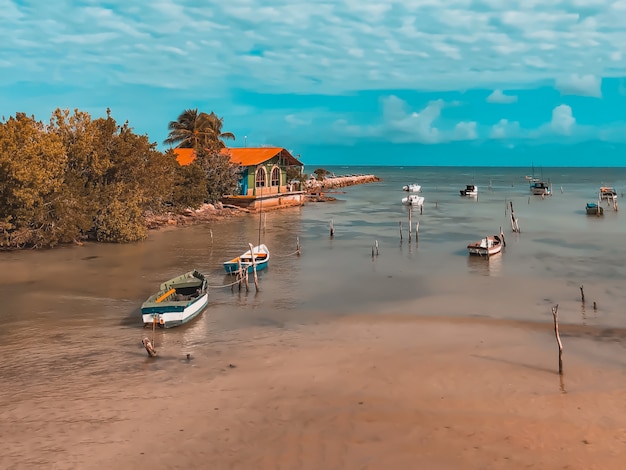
[2,314,624,469]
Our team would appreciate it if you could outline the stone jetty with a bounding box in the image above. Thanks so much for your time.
[305,174,381,191]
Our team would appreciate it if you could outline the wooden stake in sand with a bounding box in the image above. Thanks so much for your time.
[580,285,585,304]
[248,243,259,292]
[142,317,157,357]
[330,219,334,238]
[552,304,563,375]
[296,236,301,256]
[399,221,403,242]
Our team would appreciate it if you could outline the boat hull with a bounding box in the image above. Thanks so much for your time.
[586,203,604,215]
[401,195,424,206]
[223,258,269,274]
[140,270,208,328]
[467,236,502,257]
[141,293,209,328]
[223,244,270,274]
[402,184,421,192]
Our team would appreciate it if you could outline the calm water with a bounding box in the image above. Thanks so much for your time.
[1,166,625,390]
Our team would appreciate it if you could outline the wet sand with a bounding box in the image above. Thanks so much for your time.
[2,315,625,470]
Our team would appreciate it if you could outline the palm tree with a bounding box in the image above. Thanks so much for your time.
[164,109,235,150]
[205,112,235,149]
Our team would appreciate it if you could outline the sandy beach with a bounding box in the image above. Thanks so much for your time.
[3,314,625,470]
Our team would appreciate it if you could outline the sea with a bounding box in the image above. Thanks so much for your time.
[1,165,625,389]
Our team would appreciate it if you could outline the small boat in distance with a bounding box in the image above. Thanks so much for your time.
[599,186,617,200]
[529,179,551,196]
[141,270,209,328]
[460,184,478,197]
[224,243,270,274]
[401,194,424,207]
[402,183,421,192]
[586,202,604,216]
[467,235,503,257]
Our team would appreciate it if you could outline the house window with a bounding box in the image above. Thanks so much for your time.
[271,167,280,186]
[255,167,266,187]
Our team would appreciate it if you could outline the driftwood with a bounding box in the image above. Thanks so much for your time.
[142,337,157,357]
[551,305,563,375]
[580,285,585,303]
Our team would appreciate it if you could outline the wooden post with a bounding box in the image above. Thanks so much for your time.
[210,229,213,243]
[249,243,259,291]
[142,337,157,357]
[399,221,403,242]
[580,285,585,304]
[415,220,419,243]
[296,236,301,256]
[499,226,506,247]
[552,304,563,375]
[375,240,379,256]
[330,219,334,238]
[408,209,412,242]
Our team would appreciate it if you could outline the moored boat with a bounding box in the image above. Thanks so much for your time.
[529,179,551,196]
[460,184,478,197]
[586,202,604,215]
[141,270,209,328]
[401,194,424,206]
[402,183,421,192]
[223,243,270,274]
[599,186,617,200]
[467,235,503,257]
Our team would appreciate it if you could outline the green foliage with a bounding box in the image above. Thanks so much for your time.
[313,168,329,181]
[195,148,240,204]
[164,109,235,150]
[0,106,251,249]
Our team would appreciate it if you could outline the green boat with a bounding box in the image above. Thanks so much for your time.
[141,270,208,328]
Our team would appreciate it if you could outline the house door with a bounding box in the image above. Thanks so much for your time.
[239,168,248,195]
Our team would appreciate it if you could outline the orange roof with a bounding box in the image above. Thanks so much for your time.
[173,147,302,167]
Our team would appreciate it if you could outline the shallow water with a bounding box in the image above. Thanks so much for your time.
[1,166,625,392]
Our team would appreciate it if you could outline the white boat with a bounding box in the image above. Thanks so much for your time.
[402,184,421,192]
[599,186,617,200]
[467,235,503,257]
[529,179,551,196]
[223,243,270,274]
[401,194,424,206]
[460,184,478,197]
[141,270,209,328]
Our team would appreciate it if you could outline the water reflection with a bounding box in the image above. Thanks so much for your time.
[466,253,502,277]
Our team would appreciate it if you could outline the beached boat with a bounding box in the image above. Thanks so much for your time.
[141,270,209,328]
[586,203,604,215]
[467,235,503,257]
[402,183,421,192]
[529,179,551,196]
[460,184,478,197]
[401,194,424,206]
[599,186,617,200]
[223,243,270,274]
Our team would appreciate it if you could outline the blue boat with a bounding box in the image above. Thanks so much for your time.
[141,270,209,328]
[223,243,270,274]
[585,202,604,215]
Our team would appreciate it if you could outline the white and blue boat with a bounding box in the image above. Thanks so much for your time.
[223,243,270,274]
[141,270,208,328]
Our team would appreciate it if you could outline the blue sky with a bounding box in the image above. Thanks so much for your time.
[3,0,626,167]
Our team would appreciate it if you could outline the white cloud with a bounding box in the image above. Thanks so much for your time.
[486,89,518,104]
[550,104,576,135]
[490,119,521,139]
[555,74,602,98]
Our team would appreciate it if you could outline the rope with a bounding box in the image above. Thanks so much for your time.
[272,250,301,258]
[207,277,244,288]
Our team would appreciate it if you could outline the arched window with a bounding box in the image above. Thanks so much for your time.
[271,167,280,186]
[255,167,266,187]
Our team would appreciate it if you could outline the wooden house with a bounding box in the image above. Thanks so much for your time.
[174,147,305,211]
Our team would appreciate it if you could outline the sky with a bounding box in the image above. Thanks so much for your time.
[3,0,626,167]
